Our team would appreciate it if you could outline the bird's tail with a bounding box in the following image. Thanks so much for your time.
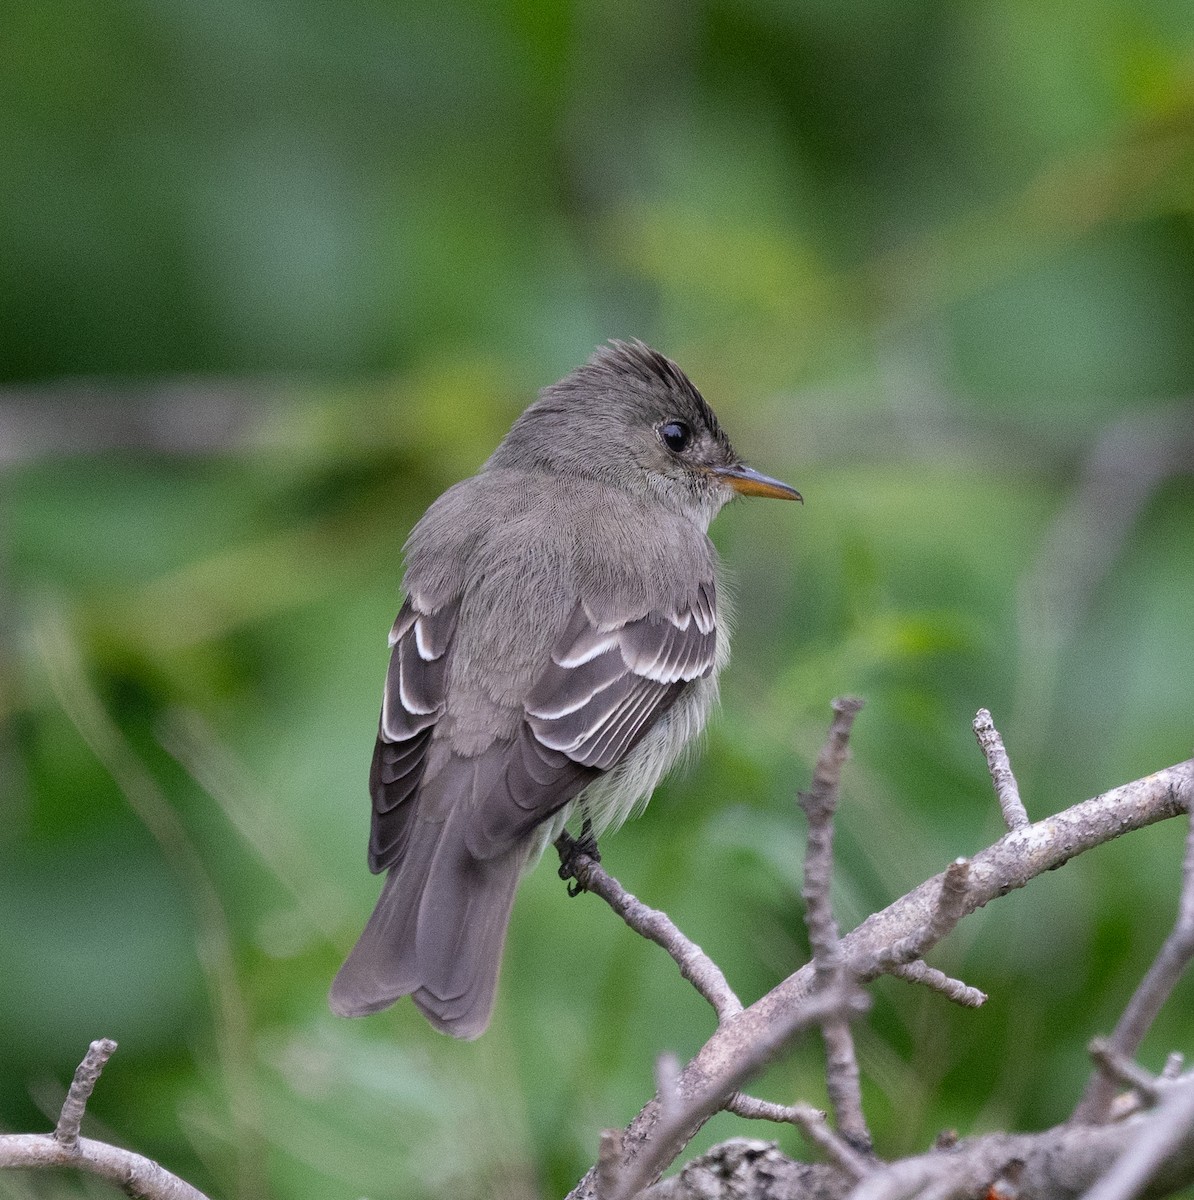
[329,803,525,1040]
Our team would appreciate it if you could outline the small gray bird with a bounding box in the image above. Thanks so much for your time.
[330,340,800,1037]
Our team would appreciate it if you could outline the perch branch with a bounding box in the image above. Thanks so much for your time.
[567,758,1194,1200]
[555,830,743,1022]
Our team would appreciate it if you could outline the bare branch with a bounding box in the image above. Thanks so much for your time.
[798,697,871,1152]
[597,1129,626,1200]
[1081,1080,1194,1200]
[861,859,972,974]
[1076,810,1194,1124]
[725,1095,872,1181]
[53,1038,117,1150]
[1089,1037,1161,1106]
[0,1040,213,1200]
[972,709,1029,831]
[554,831,743,1021]
[567,759,1194,1200]
[886,961,987,1008]
[605,986,870,1200]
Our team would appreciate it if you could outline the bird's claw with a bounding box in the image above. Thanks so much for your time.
[556,818,601,898]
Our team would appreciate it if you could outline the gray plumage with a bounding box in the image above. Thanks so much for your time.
[330,340,799,1038]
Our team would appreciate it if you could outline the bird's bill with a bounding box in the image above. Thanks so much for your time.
[713,463,803,502]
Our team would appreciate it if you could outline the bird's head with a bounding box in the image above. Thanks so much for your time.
[487,339,801,527]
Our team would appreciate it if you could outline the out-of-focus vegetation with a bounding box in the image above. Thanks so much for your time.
[2,1,1193,1197]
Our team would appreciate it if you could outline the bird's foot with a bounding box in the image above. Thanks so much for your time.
[556,818,601,898]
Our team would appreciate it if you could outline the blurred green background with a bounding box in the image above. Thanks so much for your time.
[2,0,1194,1196]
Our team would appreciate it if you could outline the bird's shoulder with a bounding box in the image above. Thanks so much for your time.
[403,468,719,618]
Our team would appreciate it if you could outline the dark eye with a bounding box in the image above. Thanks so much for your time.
[658,421,691,453]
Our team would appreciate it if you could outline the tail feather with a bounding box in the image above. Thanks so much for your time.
[330,767,526,1039]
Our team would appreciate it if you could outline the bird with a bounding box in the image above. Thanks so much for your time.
[329,339,801,1038]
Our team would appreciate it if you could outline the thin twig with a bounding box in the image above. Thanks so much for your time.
[885,961,987,1008]
[1075,810,1194,1123]
[972,709,1029,831]
[798,697,871,1152]
[1089,1038,1160,1106]
[862,859,972,974]
[53,1039,117,1150]
[555,831,743,1021]
[724,1095,872,1180]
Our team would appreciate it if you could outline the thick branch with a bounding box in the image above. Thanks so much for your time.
[0,1134,212,1200]
[642,1080,1194,1200]
[567,759,1194,1200]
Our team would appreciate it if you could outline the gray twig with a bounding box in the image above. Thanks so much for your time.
[886,961,987,1008]
[1075,810,1194,1124]
[973,709,1029,831]
[0,1039,212,1199]
[725,1095,872,1180]
[607,986,869,1200]
[554,832,743,1022]
[54,1038,117,1150]
[862,859,972,974]
[1089,1038,1160,1107]
[798,697,871,1153]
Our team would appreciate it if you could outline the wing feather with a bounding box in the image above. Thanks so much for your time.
[467,582,717,858]
[370,596,458,873]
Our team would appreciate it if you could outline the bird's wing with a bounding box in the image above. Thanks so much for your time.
[368,596,458,872]
[465,577,718,859]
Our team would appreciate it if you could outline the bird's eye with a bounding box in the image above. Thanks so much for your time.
[658,421,691,453]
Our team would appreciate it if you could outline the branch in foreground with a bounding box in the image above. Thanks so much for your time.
[797,697,870,1152]
[566,758,1194,1200]
[643,1078,1194,1200]
[1076,809,1194,1124]
[607,986,870,1200]
[0,1039,212,1200]
[724,1096,872,1181]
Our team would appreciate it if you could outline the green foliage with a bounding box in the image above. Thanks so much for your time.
[3,1,1194,1197]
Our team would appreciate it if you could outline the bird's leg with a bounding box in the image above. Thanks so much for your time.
[575,811,601,862]
[556,810,601,898]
